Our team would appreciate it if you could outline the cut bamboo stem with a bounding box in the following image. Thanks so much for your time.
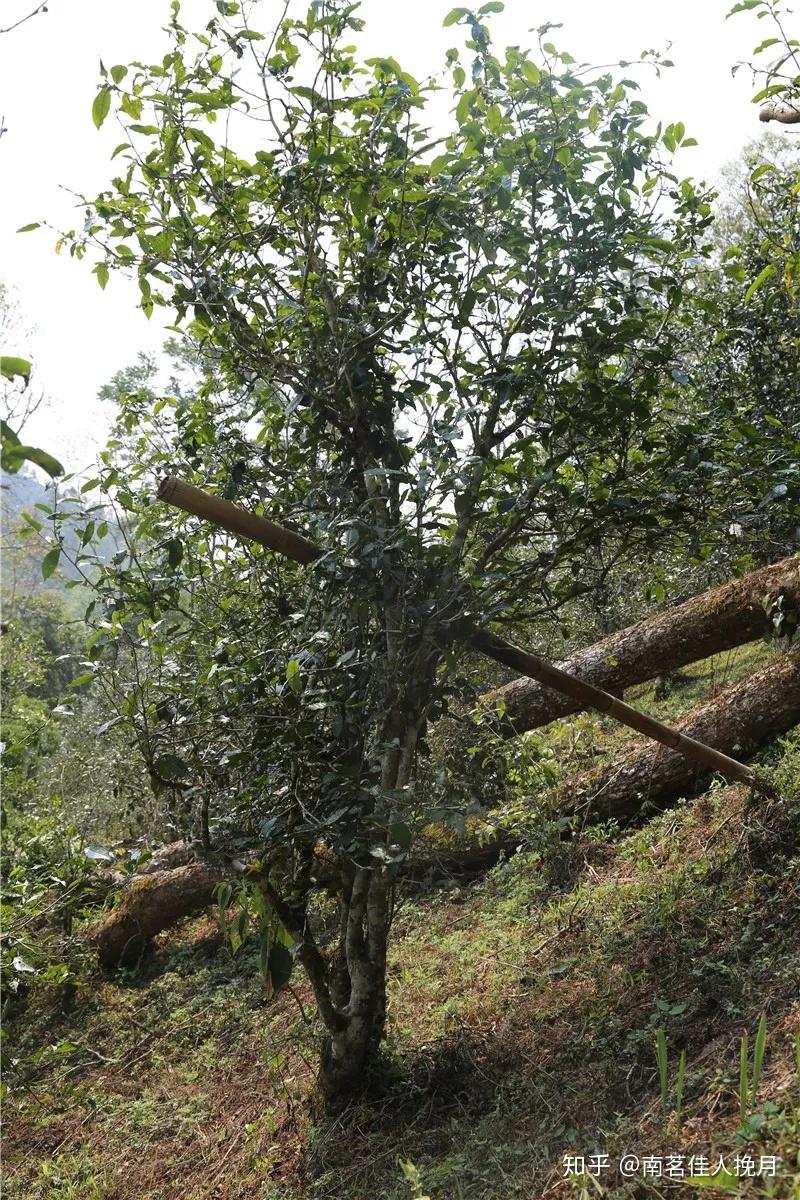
[157,476,322,565]
[157,475,775,797]
[759,104,800,125]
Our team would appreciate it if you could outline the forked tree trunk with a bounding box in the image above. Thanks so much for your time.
[559,649,800,823]
[318,877,389,1105]
[483,555,799,736]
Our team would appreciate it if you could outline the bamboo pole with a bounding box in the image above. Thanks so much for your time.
[157,475,775,796]
[759,104,800,125]
[157,476,322,565]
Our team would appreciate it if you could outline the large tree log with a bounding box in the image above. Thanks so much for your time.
[483,555,799,737]
[87,861,226,968]
[559,649,800,823]
[85,644,799,966]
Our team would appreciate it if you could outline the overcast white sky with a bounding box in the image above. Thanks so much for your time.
[0,0,762,473]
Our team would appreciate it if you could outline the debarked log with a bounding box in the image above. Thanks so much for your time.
[558,649,800,823]
[482,555,799,737]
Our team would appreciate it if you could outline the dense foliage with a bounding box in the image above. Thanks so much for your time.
[52,0,740,1101]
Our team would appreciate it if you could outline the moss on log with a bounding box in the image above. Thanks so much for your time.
[87,861,226,968]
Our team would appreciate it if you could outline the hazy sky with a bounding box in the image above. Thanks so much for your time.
[0,0,761,473]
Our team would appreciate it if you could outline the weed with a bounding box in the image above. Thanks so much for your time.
[739,1012,769,1129]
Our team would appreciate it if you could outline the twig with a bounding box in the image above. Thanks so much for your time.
[0,1,50,35]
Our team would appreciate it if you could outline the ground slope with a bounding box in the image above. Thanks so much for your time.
[4,651,799,1200]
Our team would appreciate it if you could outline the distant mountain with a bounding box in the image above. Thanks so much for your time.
[1,468,118,599]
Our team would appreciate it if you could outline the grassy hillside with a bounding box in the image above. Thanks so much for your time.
[4,652,799,1200]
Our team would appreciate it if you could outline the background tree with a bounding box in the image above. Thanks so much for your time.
[0,283,63,480]
[667,138,800,573]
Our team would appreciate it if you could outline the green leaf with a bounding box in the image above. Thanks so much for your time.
[166,537,184,568]
[752,83,786,103]
[0,356,32,385]
[286,659,301,694]
[94,262,109,290]
[751,1012,768,1098]
[217,882,234,907]
[92,86,112,129]
[486,103,503,133]
[389,822,412,851]
[686,1171,738,1192]
[726,0,762,15]
[268,943,294,991]
[69,672,96,687]
[744,263,776,301]
[153,753,191,780]
[3,444,65,478]
[521,61,541,85]
[456,90,473,123]
[457,287,476,322]
[350,188,369,221]
[0,417,21,451]
[16,222,40,233]
[110,65,128,84]
[443,7,469,26]
[429,153,452,175]
[41,547,61,580]
[478,1,504,12]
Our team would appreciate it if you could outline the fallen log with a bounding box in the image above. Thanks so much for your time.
[85,840,523,967]
[85,646,799,965]
[559,649,800,824]
[87,860,226,968]
[482,555,799,737]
